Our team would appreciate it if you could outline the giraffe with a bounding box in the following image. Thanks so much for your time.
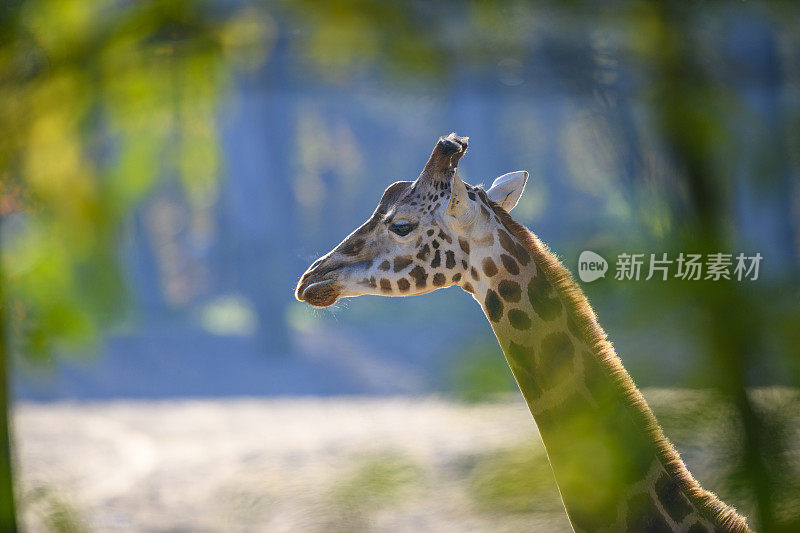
[295,133,750,532]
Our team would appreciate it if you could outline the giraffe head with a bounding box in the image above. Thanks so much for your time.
[296,133,528,307]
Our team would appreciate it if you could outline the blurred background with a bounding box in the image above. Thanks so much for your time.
[1,0,799,531]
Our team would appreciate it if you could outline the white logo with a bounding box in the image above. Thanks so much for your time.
[578,251,608,282]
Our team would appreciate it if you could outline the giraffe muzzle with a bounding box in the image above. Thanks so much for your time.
[297,257,374,307]
[296,278,342,308]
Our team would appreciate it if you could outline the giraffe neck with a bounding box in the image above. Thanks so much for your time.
[462,204,748,532]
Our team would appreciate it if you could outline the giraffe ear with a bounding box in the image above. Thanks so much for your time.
[446,173,477,227]
[487,171,529,212]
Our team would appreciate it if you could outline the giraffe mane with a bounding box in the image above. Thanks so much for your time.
[484,195,751,533]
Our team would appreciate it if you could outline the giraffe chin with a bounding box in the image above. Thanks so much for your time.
[298,279,341,308]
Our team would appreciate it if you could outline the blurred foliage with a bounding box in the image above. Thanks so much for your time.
[651,388,800,528]
[325,452,423,530]
[0,0,271,358]
[468,441,563,514]
[289,0,446,82]
[628,4,798,530]
[20,484,88,533]
[0,0,272,529]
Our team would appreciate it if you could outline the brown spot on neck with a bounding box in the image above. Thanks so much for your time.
[498,280,521,302]
[508,309,531,330]
[655,473,694,525]
[485,289,503,322]
[482,257,498,277]
[497,228,531,266]
[538,332,574,387]
[528,275,562,321]
[500,254,519,275]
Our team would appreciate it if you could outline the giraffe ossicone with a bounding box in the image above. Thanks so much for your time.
[295,133,750,533]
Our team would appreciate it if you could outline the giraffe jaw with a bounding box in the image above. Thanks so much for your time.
[296,279,341,308]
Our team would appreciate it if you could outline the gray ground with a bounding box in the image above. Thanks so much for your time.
[12,389,800,532]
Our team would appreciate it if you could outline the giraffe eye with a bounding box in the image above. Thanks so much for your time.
[389,220,415,237]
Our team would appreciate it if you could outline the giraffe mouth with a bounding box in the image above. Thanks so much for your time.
[296,279,341,308]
